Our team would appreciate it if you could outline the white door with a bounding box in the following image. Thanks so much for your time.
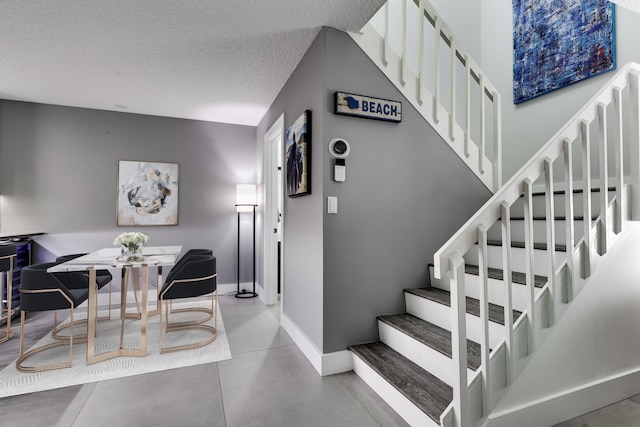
[263,115,284,306]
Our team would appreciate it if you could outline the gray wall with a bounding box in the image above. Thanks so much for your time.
[257,31,326,350]
[321,28,491,352]
[0,101,257,285]
[257,27,491,353]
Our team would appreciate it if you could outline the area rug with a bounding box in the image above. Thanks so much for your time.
[0,300,230,398]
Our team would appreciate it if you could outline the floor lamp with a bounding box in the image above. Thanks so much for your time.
[236,184,258,298]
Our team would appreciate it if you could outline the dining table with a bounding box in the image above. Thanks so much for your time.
[47,245,182,365]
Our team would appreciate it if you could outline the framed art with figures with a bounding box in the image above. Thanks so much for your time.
[285,110,311,198]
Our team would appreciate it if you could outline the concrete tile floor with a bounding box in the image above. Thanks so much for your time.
[0,295,408,427]
[553,396,640,427]
[2,294,639,427]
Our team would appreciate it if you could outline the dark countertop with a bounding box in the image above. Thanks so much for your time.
[0,231,45,241]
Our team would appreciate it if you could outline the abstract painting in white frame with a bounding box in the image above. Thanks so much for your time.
[117,160,179,226]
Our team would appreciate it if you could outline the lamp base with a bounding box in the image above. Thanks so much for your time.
[235,289,258,299]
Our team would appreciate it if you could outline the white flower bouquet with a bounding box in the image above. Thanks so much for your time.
[114,232,149,261]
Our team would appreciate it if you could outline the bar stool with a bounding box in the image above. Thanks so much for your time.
[0,244,17,344]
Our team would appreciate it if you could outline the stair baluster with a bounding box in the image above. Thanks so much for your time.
[613,87,625,234]
[581,120,593,279]
[563,138,575,303]
[477,225,490,414]
[544,158,557,324]
[597,102,609,256]
[450,252,469,427]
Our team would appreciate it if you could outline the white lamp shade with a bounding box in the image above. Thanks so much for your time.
[236,184,256,212]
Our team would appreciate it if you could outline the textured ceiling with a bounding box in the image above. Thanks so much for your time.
[0,0,385,126]
[609,0,640,14]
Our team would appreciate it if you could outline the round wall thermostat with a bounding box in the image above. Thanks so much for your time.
[328,138,350,158]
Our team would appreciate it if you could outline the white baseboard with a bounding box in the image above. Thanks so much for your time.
[322,350,353,376]
[281,313,353,376]
[484,367,640,427]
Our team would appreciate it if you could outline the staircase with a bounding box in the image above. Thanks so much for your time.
[348,1,640,426]
[350,187,617,426]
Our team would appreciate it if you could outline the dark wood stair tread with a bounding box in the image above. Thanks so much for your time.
[405,287,522,325]
[463,264,547,288]
[486,239,567,252]
[508,215,596,221]
[428,262,548,289]
[378,313,482,371]
[532,186,616,197]
[350,341,452,423]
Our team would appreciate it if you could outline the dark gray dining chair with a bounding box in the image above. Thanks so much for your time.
[17,262,90,372]
[0,244,17,344]
[156,249,213,315]
[158,254,217,353]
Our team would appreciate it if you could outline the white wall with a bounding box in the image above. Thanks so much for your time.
[481,0,640,180]
[429,0,481,60]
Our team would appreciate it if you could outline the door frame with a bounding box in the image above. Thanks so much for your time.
[263,114,285,306]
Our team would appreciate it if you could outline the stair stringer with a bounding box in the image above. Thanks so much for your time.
[349,22,497,192]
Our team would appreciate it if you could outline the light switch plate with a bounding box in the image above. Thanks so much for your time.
[328,196,338,214]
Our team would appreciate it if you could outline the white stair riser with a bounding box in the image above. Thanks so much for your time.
[405,293,506,349]
[430,271,544,313]
[487,218,587,245]
[463,244,567,277]
[511,191,614,218]
[351,354,439,427]
[378,321,476,388]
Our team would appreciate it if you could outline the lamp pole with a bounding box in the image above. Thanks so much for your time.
[235,183,258,298]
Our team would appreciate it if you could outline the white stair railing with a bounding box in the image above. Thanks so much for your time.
[350,0,502,192]
[433,62,640,426]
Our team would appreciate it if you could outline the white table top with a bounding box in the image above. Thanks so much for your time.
[48,245,182,272]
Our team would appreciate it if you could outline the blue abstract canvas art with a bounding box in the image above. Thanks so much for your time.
[513,0,616,104]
